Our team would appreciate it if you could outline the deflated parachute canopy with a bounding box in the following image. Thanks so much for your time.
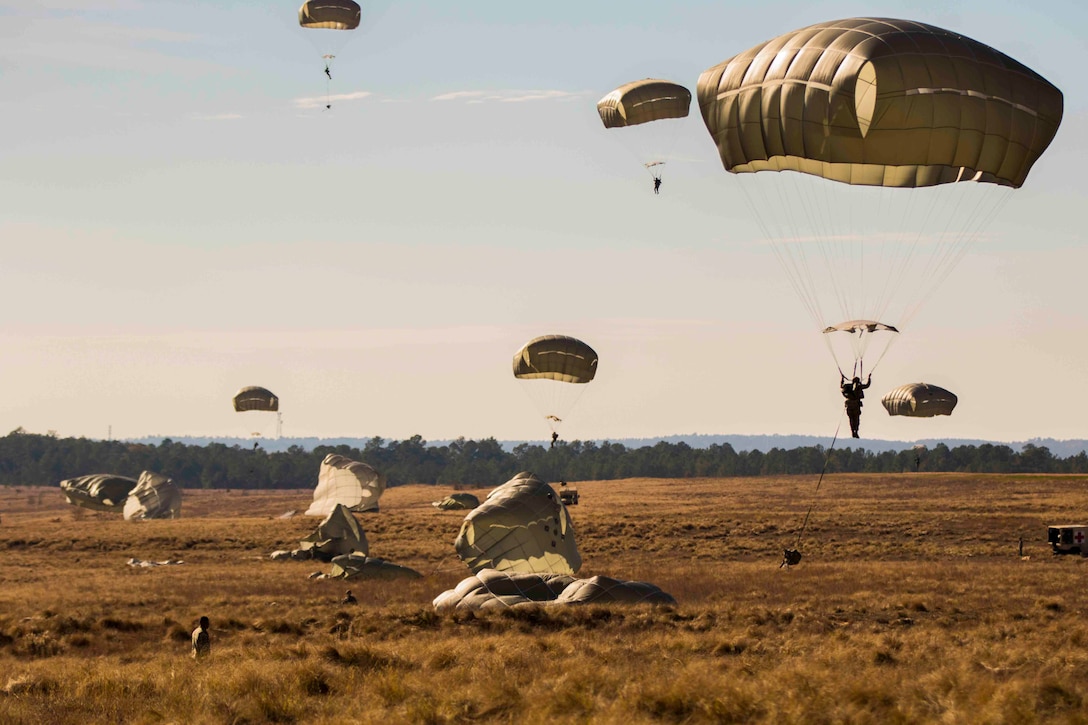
[432,492,480,511]
[882,382,958,417]
[298,0,361,30]
[232,386,279,412]
[697,18,1063,188]
[123,471,181,520]
[555,576,676,605]
[60,474,137,512]
[305,454,385,516]
[299,503,368,561]
[324,553,422,580]
[597,79,691,129]
[433,569,676,612]
[455,472,581,575]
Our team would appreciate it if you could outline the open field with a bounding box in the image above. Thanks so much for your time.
[1,473,1087,724]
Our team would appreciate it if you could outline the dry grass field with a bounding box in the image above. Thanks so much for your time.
[1,473,1087,724]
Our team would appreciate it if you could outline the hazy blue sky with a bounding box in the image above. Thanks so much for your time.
[1,0,1084,444]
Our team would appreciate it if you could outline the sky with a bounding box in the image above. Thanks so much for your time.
[0,0,1085,446]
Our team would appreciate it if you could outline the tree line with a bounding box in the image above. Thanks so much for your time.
[2,428,1086,491]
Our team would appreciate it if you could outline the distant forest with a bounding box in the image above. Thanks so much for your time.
[2,428,1087,491]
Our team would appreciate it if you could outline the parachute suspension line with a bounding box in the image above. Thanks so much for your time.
[785,414,843,565]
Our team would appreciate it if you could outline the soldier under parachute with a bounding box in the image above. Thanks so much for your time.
[551,431,559,449]
[840,374,871,438]
[325,63,332,80]
[653,177,662,194]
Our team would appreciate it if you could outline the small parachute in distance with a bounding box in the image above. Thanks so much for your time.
[454,471,581,576]
[513,335,598,437]
[598,79,691,183]
[432,492,480,511]
[882,383,958,417]
[233,386,278,412]
[823,320,899,376]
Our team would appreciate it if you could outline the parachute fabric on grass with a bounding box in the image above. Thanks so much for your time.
[696,19,1063,375]
[554,576,677,605]
[305,454,385,516]
[882,383,958,417]
[299,503,368,561]
[513,335,598,436]
[325,553,422,580]
[60,474,137,512]
[232,386,278,412]
[433,569,577,612]
[123,471,181,520]
[432,492,480,511]
[454,472,581,575]
[298,0,361,30]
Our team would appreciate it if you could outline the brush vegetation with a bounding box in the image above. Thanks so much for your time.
[1,473,1086,723]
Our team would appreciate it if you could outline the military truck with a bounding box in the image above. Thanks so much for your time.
[558,482,579,506]
[1047,525,1088,556]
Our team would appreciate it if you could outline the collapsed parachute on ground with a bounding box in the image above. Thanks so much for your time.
[232,386,278,412]
[696,18,1063,375]
[513,335,598,435]
[882,383,958,417]
[60,474,137,512]
[305,454,385,516]
[123,471,181,520]
[320,553,422,580]
[298,503,368,561]
[455,472,580,575]
[597,79,692,181]
[433,569,675,612]
[432,493,480,511]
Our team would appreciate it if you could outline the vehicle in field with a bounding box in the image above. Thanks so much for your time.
[1047,525,1088,555]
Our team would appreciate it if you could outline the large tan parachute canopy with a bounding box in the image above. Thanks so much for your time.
[232,386,279,412]
[697,18,1063,188]
[513,335,598,384]
[299,503,368,561]
[123,471,181,520]
[554,576,677,606]
[305,454,385,516]
[298,0,361,30]
[433,569,676,612]
[60,474,137,512]
[454,472,581,575]
[882,382,958,417]
[597,79,692,129]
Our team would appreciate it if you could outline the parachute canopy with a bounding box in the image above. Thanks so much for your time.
[233,386,278,412]
[823,320,899,335]
[697,17,1063,189]
[325,553,422,580]
[123,471,181,521]
[454,472,581,575]
[432,492,480,511]
[513,335,598,383]
[298,0,361,30]
[305,454,385,516]
[299,503,368,561]
[60,474,137,512]
[597,79,691,129]
[882,382,958,417]
[433,569,675,612]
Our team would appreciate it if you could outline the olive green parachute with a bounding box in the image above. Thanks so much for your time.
[597,79,691,129]
[882,382,958,417]
[454,472,581,575]
[298,0,361,30]
[60,474,137,512]
[232,386,278,412]
[123,471,181,521]
[432,492,480,511]
[433,570,676,612]
[697,18,1063,189]
[325,553,422,580]
[305,454,385,516]
[513,335,598,383]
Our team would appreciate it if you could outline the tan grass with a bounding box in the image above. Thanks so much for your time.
[1,475,1087,723]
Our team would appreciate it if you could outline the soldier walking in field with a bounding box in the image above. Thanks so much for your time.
[191,616,210,660]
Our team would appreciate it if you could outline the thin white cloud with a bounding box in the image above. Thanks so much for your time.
[293,91,372,110]
[189,113,243,121]
[431,89,590,103]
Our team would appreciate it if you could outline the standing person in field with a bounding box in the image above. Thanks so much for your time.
[191,616,210,660]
